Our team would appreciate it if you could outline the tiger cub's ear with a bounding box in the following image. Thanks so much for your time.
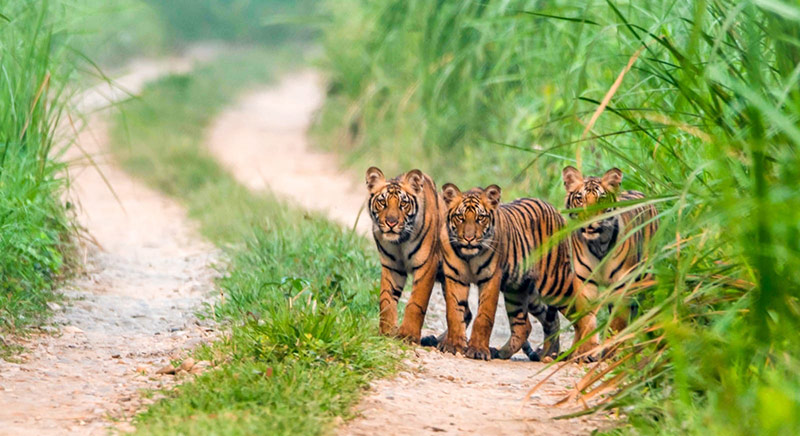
[441,183,462,206]
[405,169,425,194]
[601,168,623,192]
[365,167,385,191]
[562,166,583,192]
[484,185,501,209]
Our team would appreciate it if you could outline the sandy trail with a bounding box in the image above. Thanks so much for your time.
[205,72,611,435]
[207,70,371,235]
[0,52,218,435]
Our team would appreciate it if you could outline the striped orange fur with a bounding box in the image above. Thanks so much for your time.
[436,184,580,360]
[562,166,659,356]
[365,167,444,343]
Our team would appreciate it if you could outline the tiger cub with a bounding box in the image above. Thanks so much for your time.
[437,184,584,361]
[365,167,444,343]
[562,166,659,347]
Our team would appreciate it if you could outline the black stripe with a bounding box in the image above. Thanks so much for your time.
[381,263,405,276]
[406,301,425,316]
[406,224,429,259]
[376,243,396,262]
[575,252,593,272]
[609,245,627,278]
[529,305,545,316]
[475,255,493,276]
[445,274,468,286]
[575,274,599,287]
[506,308,524,318]
[443,257,461,275]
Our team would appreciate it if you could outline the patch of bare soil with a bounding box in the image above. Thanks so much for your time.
[339,348,611,436]
[205,72,613,435]
[0,52,219,435]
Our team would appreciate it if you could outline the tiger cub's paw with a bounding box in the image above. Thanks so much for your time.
[437,335,467,355]
[490,346,516,360]
[573,343,600,363]
[395,325,421,344]
[465,345,491,361]
[420,335,439,347]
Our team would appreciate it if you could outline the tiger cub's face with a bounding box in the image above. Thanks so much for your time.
[365,167,424,243]
[562,166,622,240]
[442,184,501,258]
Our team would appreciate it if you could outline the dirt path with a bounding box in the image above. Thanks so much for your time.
[207,70,372,235]
[0,52,218,435]
[205,73,612,435]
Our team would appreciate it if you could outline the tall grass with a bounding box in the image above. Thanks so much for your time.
[317,1,800,434]
[0,1,76,337]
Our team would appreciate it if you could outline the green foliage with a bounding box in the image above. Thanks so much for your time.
[0,1,75,335]
[69,0,166,66]
[143,0,319,46]
[317,1,800,435]
[109,49,398,435]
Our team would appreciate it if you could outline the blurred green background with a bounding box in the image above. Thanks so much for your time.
[2,0,799,435]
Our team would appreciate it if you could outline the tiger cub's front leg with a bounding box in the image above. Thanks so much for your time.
[570,277,600,362]
[396,259,438,343]
[465,274,502,360]
[378,265,407,336]
[491,290,533,360]
[438,278,469,355]
[533,305,561,360]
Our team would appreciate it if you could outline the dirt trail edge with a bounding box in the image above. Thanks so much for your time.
[0,50,218,435]
[205,72,614,435]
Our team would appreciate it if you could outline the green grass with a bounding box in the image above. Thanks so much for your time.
[69,0,166,66]
[107,48,399,435]
[315,1,800,435]
[0,1,77,342]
